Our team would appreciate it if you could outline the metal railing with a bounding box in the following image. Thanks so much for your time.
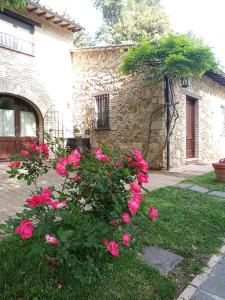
[0,32,34,55]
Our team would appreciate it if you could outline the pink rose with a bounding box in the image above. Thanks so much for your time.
[122,233,131,247]
[130,193,141,203]
[132,149,143,162]
[111,221,119,226]
[45,234,59,245]
[51,200,67,209]
[128,199,140,216]
[130,182,141,193]
[40,143,49,160]
[26,195,42,207]
[139,160,149,172]
[20,149,30,156]
[103,239,109,246]
[15,219,34,239]
[40,188,53,205]
[67,149,81,168]
[114,162,121,168]
[137,172,149,184]
[93,148,110,162]
[149,207,158,221]
[121,212,131,224]
[29,143,36,150]
[56,157,68,176]
[8,161,21,169]
[108,241,119,257]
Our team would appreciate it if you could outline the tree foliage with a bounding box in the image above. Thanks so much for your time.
[94,0,171,45]
[0,0,28,10]
[119,34,219,81]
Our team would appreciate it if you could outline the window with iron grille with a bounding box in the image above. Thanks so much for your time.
[95,94,110,129]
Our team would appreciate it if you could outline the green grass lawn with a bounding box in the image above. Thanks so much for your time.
[1,187,225,299]
[183,171,225,191]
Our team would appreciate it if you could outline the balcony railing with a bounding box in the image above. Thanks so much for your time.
[0,32,34,56]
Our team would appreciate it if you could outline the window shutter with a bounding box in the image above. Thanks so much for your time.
[95,94,110,129]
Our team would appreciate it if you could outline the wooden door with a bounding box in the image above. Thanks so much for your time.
[0,95,39,160]
[186,97,195,158]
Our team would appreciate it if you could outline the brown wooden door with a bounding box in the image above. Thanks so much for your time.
[0,95,39,160]
[186,97,195,158]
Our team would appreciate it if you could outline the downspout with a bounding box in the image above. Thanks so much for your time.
[164,76,171,171]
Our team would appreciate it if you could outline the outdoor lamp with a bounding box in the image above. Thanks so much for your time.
[181,77,189,88]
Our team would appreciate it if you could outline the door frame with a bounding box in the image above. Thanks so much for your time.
[185,95,199,159]
[0,94,40,160]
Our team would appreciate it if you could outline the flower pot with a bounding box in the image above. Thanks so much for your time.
[212,163,225,182]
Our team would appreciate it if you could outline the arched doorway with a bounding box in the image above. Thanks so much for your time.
[0,94,40,160]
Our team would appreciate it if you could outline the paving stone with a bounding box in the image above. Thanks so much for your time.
[199,257,225,298]
[175,183,193,189]
[194,290,217,300]
[140,246,183,275]
[208,191,225,198]
[188,185,209,193]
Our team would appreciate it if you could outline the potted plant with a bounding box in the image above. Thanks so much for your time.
[212,158,225,182]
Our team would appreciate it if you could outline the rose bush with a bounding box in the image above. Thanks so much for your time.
[2,138,158,283]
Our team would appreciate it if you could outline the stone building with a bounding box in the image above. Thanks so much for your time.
[0,1,82,160]
[1,2,225,169]
[72,47,225,169]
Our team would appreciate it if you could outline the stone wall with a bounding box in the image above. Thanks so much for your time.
[170,76,225,167]
[72,47,166,166]
[0,8,75,138]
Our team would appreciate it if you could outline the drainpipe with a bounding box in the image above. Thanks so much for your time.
[164,76,171,171]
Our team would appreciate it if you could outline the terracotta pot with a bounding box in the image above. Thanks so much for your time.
[212,163,225,182]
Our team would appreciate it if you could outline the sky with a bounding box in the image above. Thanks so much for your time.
[40,0,225,66]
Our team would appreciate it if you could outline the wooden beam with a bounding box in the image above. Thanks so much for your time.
[53,19,63,24]
[61,23,70,28]
[27,7,38,12]
[45,15,55,20]
[36,12,46,17]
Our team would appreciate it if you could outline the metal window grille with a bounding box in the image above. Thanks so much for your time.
[95,94,110,129]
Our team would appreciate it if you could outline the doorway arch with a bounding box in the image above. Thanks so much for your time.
[0,94,40,160]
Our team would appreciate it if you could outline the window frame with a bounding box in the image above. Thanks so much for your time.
[95,94,110,130]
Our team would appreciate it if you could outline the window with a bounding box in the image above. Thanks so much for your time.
[0,12,34,55]
[95,94,110,129]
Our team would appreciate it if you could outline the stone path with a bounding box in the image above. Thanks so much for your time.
[195,255,225,300]
[175,183,225,198]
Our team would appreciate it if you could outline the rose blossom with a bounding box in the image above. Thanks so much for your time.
[51,200,67,209]
[139,159,149,172]
[121,212,131,224]
[111,221,119,226]
[130,182,141,193]
[114,162,121,168]
[40,143,49,160]
[93,148,110,162]
[67,149,81,168]
[137,172,149,184]
[45,234,59,245]
[103,239,109,246]
[128,199,140,216]
[15,219,34,239]
[27,195,42,207]
[132,149,143,162]
[122,233,131,247]
[8,161,21,169]
[40,188,53,205]
[107,241,120,257]
[56,157,68,176]
[20,149,30,156]
[149,207,158,221]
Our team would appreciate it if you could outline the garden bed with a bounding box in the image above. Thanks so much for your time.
[1,186,225,299]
